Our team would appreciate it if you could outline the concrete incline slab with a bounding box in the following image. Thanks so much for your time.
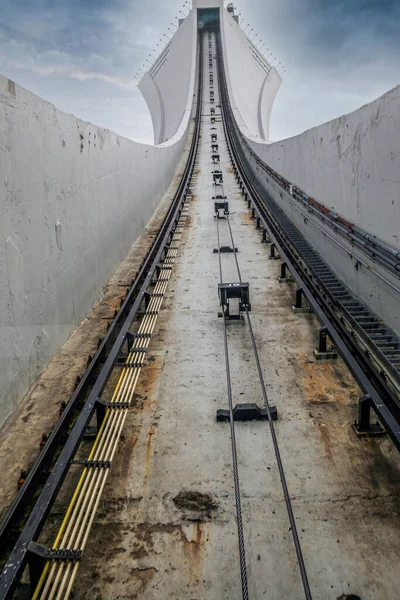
[72,33,400,600]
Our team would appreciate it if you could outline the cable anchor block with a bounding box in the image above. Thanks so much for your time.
[71,459,111,468]
[212,170,223,185]
[213,246,238,254]
[216,403,277,423]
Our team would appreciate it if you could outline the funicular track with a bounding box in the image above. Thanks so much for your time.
[1,17,400,600]
[0,37,204,600]
[215,30,400,452]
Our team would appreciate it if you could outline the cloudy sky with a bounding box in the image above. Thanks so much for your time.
[0,0,399,143]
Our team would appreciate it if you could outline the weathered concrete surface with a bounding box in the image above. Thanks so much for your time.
[246,84,400,251]
[71,36,400,600]
[0,124,194,518]
[0,72,195,428]
[241,122,400,338]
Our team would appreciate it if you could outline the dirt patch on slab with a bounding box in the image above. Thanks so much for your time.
[241,211,254,226]
[173,491,218,511]
[298,351,359,406]
[130,566,158,589]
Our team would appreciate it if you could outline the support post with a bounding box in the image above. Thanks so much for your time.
[269,243,280,260]
[262,229,270,244]
[352,395,386,438]
[292,288,311,314]
[313,327,338,360]
[279,262,293,283]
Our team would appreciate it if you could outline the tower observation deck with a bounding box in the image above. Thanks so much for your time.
[0,2,399,599]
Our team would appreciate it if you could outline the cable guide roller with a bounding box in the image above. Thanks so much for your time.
[212,170,223,184]
[214,200,229,218]
[218,282,251,320]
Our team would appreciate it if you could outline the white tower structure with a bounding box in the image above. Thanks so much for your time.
[139,1,282,144]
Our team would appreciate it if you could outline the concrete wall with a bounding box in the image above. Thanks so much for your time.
[139,10,197,144]
[0,73,195,427]
[220,8,282,140]
[247,85,400,251]
[240,85,400,332]
[241,140,400,336]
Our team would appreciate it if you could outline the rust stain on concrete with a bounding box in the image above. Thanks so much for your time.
[113,436,139,480]
[316,422,335,464]
[181,521,206,584]
[134,354,165,413]
[297,350,361,466]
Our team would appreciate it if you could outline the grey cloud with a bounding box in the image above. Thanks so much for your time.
[236,0,400,139]
[0,0,399,143]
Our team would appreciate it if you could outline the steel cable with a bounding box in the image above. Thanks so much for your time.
[212,35,249,598]
[216,43,312,599]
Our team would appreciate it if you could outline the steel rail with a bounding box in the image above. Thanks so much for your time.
[0,36,203,600]
[215,32,400,450]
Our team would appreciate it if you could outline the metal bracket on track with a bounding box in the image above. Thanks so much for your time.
[27,541,82,596]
